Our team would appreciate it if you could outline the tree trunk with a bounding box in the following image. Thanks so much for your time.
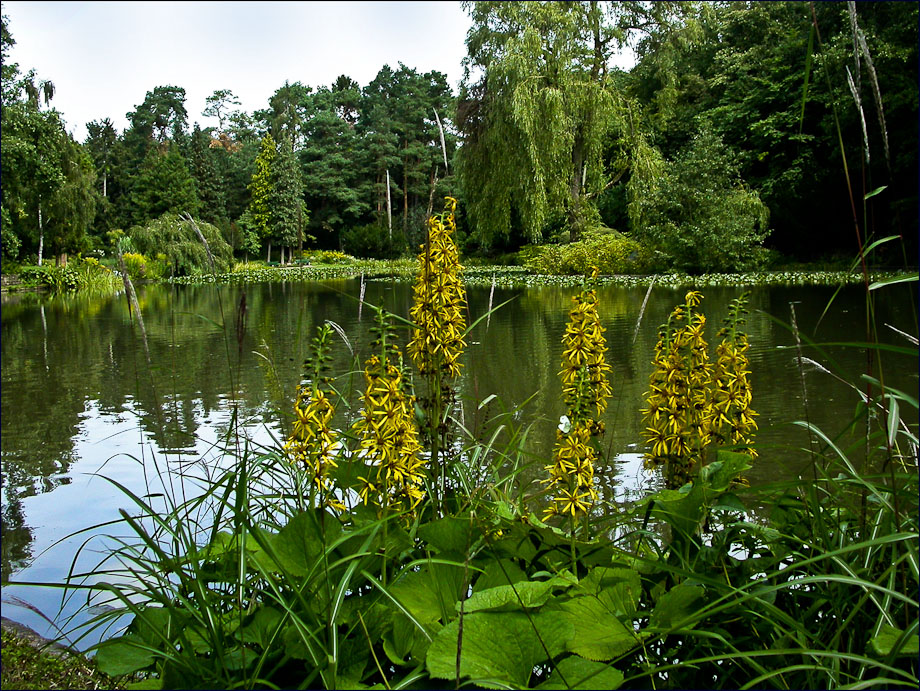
[427,167,439,220]
[386,169,393,239]
[403,143,409,238]
[57,253,67,267]
[433,108,448,174]
[297,203,303,254]
[37,201,44,266]
[266,241,271,264]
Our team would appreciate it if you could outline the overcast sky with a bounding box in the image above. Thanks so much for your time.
[2,1,475,141]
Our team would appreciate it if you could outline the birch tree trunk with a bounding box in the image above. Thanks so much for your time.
[386,169,392,239]
[37,201,44,266]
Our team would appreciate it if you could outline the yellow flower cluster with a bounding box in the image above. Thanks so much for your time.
[407,197,467,380]
[352,353,427,516]
[711,295,758,456]
[559,278,613,423]
[642,291,758,488]
[545,269,611,519]
[285,386,345,512]
[641,291,714,489]
[544,421,599,518]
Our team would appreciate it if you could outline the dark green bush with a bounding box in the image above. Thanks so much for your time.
[632,130,770,273]
[341,222,407,259]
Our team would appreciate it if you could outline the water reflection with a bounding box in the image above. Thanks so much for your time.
[1,280,916,637]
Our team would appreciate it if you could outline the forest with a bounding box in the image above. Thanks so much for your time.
[1,1,917,274]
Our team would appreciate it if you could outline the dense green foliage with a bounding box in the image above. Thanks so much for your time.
[632,130,770,272]
[2,2,916,274]
[127,213,233,277]
[1,18,97,266]
[521,229,656,276]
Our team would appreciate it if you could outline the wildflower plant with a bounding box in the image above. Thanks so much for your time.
[284,323,345,512]
[407,196,467,384]
[711,293,758,456]
[352,308,427,519]
[641,290,714,489]
[544,267,611,520]
[407,196,467,505]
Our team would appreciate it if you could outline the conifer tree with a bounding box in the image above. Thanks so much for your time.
[269,135,305,262]
[248,132,276,261]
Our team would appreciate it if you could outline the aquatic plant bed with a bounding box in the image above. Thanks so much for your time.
[167,263,912,289]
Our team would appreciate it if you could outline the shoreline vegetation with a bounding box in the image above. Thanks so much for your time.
[3,199,916,690]
[2,255,916,296]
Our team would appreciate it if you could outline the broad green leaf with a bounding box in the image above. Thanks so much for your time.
[426,610,572,688]
[223,645,258,671]
[237,606,284,649]
[269,509,341,578]
[706,453,753,491]
[868,624,920,658]
[475,558,528,592]
[649,583,705,631]
[184,626,212,654]
[461,571,576,613]
[125,679,162,690]
[418,516,475,554]
[93,636,157,677]
[282,622,312,661]
[387,562,466,623]
[651,486,705,538]
[554,597,642,661]
[734,521,782,544]
[127,606,178,646]
[711,492,747,513]
[577,568,642,618]
[536,655,625,690]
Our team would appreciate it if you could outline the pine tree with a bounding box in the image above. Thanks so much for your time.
[269,135,305,262]
[189,124,227,226]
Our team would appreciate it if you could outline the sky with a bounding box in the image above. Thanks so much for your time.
[1,1,475,141]
[2,1,636,143]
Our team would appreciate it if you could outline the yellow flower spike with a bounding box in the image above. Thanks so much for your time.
[352,341,427,518]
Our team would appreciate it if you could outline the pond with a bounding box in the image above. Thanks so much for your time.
[1,277,916,645]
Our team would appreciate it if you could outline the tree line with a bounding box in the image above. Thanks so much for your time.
[1,1,916,274]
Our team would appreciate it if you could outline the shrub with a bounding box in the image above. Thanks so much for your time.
[632,130,770,273]
[1,205,20,260]
[17,265,51,286]
[520,229,657,275]
[302,249,356,265]
[341,221,407,259]
[73,256,121,293]
[121,252,151,281]
[21,264,80,292]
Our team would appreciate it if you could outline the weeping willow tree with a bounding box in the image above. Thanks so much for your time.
[457,0,686,247]
[128,212,233,276]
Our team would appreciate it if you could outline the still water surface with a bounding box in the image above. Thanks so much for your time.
[1,279,916,643]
